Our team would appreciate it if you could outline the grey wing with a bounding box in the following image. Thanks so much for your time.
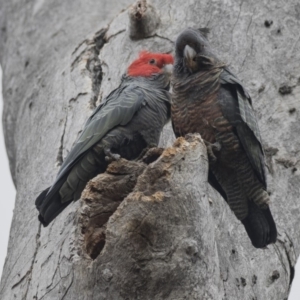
[48,84,145,194]
[220,68,266,187]
[83,86,125,127]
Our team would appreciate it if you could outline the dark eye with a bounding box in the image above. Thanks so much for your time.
[149,59,156,64]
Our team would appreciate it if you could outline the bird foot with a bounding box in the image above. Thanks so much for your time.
[104,148,121,162]
[205,141,221,163]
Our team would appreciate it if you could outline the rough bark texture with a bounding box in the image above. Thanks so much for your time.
[0,0,300,299]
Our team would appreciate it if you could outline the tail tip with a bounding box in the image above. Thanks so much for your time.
[241,207,277,249]
[38,214,49,227]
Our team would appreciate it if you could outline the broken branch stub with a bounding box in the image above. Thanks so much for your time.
[75,134,225,299]
[77,147,164,260]
[128,0,160,40]
[78,158,147,259]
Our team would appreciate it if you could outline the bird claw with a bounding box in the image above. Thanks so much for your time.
[104,148,121,162]
[205,141,221,163]
[211,141,221,152]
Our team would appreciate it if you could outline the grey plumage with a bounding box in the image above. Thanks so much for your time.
[172,28,277,248]
[36,70,171,226]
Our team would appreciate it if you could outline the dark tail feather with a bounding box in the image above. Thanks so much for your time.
[241,202,277,248]
[35,187,51,208]
[35,187,72,227]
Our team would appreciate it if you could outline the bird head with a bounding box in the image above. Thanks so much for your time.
[127,51,174,77]
[174,28,218,75]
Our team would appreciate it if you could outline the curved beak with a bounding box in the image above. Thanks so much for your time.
[162,63,173,76]
[184,45,196,62]
[183,45,198,73]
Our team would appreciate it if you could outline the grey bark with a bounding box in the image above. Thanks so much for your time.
[0,0,300,299]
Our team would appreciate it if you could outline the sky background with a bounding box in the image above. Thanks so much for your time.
[0,67,16,278]
[0,67,299,297]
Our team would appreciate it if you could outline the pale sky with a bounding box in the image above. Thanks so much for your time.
[0,67,299,297]
[0,67,16,278]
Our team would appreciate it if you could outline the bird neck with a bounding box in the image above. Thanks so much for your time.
[122,73,171,91]
[172,66,224,102]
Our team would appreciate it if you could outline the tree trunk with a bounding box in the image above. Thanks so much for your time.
[1,0,299,299]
